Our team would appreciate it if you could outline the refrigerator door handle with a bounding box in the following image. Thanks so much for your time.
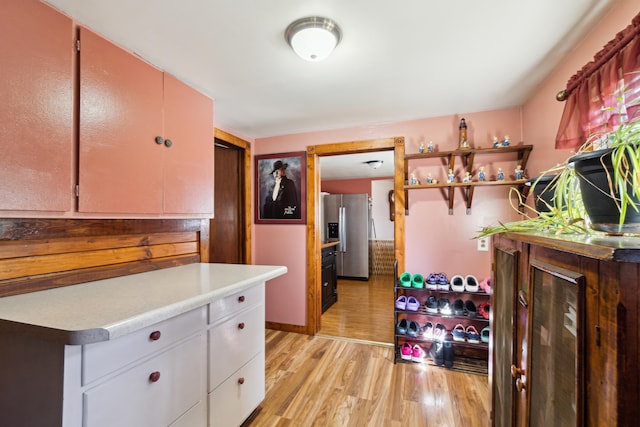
[339,206,346,252]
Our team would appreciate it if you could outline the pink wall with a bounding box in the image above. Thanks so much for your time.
[322,178,374,195]
[255,0,637,328]
[255,108,523,326]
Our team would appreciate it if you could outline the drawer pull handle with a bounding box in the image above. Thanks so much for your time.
[149,371,161,383]
[149,331,162,341]
[238,322,245,330]
[238,295,245,303]
[238,377,245,385]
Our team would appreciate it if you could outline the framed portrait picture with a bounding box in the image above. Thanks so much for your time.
[255,151,306,224]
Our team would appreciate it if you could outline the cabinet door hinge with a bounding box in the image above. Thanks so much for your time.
[75,184,79,197]
[76,39,80,52]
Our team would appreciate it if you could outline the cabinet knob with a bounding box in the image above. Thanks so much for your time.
[149,330,161,341]
[149,371,161,383]
[155,136,164,145]
[238,322,245,330]
[516,377,526,392]
[323,282,329,287]
[164,139,173,148]
[510,364,525,378]
[238,295,245,303]
[238,377,245,385]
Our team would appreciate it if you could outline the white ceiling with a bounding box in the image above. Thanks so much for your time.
[44,0,617,180]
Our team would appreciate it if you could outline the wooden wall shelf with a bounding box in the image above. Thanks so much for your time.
[404,144,533,214]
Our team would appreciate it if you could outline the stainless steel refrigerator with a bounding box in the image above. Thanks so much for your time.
[324,193,370,280]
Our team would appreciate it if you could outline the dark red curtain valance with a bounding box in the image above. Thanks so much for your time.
[555,12,640,149]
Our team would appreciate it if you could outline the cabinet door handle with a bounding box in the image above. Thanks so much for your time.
[149,330,161,341]
[516,377,526,392]
[164,139,173,148]
[238,377,245,385]
[323,282,329,287]
[238,322,245,330]
[510,364,525,378]
[149,371,161,383]
[155,136,164,145]
[238,295,245,303]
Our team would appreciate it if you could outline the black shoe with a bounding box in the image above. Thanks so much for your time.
[452,298,465,316]
[438,298,452,315]
[443,333,455,368]
[425,296,438,314]
[429,340,444,366]
[465,300,477,317]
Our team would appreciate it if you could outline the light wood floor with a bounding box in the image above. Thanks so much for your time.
[319,274,395,344]
[245,330,490,426]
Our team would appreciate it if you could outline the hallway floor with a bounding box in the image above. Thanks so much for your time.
[319,274,395,344]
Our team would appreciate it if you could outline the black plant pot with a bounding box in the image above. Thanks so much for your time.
[526,174,558,213]
[569,149,640,234]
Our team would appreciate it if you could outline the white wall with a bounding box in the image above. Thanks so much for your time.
[371,179,394,240]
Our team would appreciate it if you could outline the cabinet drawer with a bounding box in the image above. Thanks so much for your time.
[209,352,265,427]
[84,333,205,427]
[208,284,264,324]
[83,307,205,385]
[209,304,264,391]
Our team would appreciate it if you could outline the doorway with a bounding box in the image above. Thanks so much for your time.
[210,129,252,264]
[305,137,405,338]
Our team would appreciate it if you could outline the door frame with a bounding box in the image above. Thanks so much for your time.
[213,128,252,264]
[305,136,405,334]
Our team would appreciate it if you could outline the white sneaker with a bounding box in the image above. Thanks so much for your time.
[465,275,479,292]
[450,275,465,292]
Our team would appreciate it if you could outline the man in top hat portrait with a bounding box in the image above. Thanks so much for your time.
[262,159,300,219]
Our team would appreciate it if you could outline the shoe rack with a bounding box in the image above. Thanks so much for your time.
[393,265,490,374]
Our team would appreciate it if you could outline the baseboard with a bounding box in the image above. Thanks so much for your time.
[265,321,311,335]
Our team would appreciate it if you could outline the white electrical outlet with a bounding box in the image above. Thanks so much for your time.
[477,237,489,252]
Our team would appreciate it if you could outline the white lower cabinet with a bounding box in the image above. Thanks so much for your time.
[208,284,266,427]
[209,352,265,427]
[0,279,269,427]
[83,333,205,427]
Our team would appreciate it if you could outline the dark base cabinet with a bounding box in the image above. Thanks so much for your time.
[321,246,337,313]
[490,232,640,427]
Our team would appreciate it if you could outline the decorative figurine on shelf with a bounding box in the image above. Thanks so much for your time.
[502,135,511,147]
[410,173,419,185]
[459,118,471,149]
[492,136,501,148]
[427,141,434,152]
[426,173,433,184]
[478,166,486,181]
[497,168,505,181]
[447,168,455,183]
[514,164,524,180]
[419,143,425,154]
[462,171,471,183]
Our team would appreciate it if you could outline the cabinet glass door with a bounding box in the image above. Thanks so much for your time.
[492,247,518,427]
[529,261,584,427]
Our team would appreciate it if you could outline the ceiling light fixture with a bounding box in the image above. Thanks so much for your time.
[285,16,342,62]
[365,160,384,169]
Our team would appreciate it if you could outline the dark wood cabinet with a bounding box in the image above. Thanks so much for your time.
[321,246,337,313]
[491,232,640,426]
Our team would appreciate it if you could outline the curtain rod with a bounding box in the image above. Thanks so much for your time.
[556,11,640,102]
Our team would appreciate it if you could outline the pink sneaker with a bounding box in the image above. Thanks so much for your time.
[411,344,426,362]
[479,277,492,294]
[401,342,413,361]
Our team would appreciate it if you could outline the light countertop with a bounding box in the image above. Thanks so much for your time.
[0,263,287,345]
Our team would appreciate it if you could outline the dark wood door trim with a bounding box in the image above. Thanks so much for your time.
[214,128,252,264]
[306,137,405,335]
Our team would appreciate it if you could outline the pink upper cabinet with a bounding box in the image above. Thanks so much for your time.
[0,0,74,212]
